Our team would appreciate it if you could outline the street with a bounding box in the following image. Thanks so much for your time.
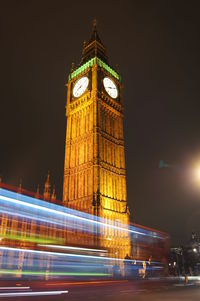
[0,279,200,301]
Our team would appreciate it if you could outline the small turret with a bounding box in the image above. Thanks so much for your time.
[51,185,56,203]
[35,184,40,199]
[43,171,51,200]
[18,178,22,194]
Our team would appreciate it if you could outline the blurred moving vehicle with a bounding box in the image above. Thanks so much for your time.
[0,183,169,280]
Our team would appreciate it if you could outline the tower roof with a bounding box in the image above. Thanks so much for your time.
[88,18,103,45]
[81,19,108,64]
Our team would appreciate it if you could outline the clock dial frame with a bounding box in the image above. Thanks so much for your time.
[103,77,118,99]
[73,76,89,98]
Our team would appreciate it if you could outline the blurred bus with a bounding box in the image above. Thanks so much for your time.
[0,183,169,280]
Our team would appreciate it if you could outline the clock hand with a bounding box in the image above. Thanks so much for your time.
[77,85,82,91]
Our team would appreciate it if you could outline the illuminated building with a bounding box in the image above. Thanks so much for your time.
[63,20,130,258]
[0,21,171,281]
[0,22,170,278]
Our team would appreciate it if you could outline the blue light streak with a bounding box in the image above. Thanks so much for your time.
[0,188,165,240]
[0,246,161,265]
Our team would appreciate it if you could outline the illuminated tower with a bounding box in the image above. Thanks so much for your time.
[63,21,130,258]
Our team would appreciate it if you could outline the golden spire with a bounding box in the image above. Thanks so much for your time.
[93,17,97,31]
[18,178,22,194]
[35,184,40,198]
[81,18,107,64]
[51,185,56,202]
[43,171,51,200]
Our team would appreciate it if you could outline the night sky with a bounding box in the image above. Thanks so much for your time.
[1,1,200,245]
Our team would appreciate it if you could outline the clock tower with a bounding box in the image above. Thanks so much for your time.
[63,20,130,258]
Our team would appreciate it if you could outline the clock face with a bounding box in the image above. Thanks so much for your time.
[73,76,89,98]
[103,77,118,99]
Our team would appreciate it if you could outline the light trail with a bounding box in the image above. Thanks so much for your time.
[0,269,111,277]
[38,244,108,253]
[0,222,62,244]
[0,246,161,265]
[0,190,164,239]
[0,209,73,232]
[0,290,68,297]
[45,280,128,286]
[0,287,30,290]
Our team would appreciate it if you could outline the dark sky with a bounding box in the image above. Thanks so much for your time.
[1,0,200,245]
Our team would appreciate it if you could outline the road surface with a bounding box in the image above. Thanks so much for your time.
[0,279,199,300]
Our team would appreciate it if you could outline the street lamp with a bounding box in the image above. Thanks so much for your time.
[190,164,200,186]
[195,167,200,181]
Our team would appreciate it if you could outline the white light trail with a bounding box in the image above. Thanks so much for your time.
[0,287,30,290]
[0,246,114,261]
[0,246,160,265]
[0,193,159,238]
[0,290,68,297]
[38,244,107,253]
